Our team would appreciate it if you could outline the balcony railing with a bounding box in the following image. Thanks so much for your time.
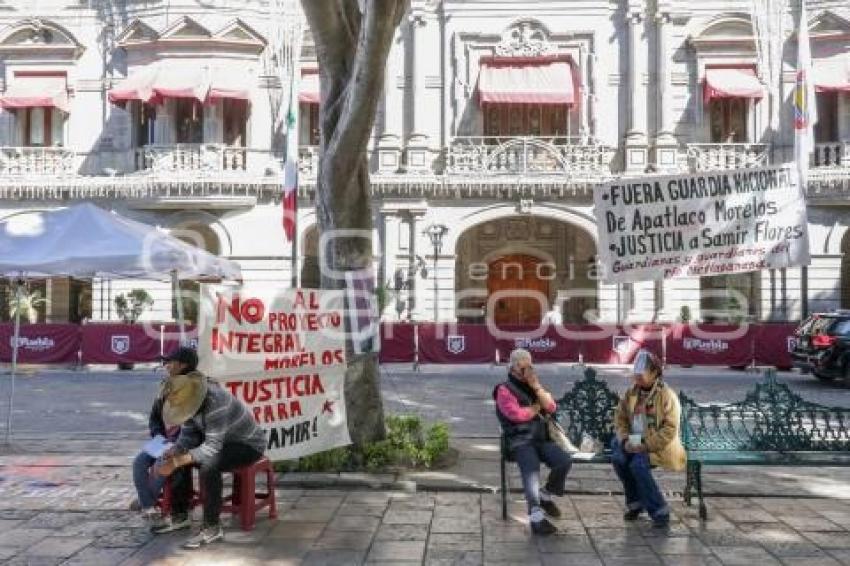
[686,143,769,172]
[813,142,849,167]
[447,136,615,178]
[0,147,77,176]
[134,144,256,174]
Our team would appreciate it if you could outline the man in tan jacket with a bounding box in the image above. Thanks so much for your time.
[611,349,686,528]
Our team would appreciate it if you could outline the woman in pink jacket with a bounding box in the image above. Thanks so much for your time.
[494,348,572,535]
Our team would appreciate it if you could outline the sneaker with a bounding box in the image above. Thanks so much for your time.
[151,513,191,535]
[530,517,557,536]
[623,508,643,521]
[183,524,224,549]
[142,508,167,532]
[652,514,670,529]
[540,499,561,518]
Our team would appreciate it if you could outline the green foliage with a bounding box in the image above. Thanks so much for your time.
[8,289,46,323]
[374,285,389,315]
[115,288,154,323]
[679,305,691,323]
[275,414,451,473]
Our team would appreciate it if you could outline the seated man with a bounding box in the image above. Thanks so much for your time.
[494,348,572,535]
[156,368,267,549]
[130,347,194,533]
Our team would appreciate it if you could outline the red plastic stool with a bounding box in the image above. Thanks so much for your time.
[155,468,202,517]
[219,456,277,531]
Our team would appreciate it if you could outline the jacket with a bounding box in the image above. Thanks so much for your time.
[493,381,548,452]
[614,380,686,471]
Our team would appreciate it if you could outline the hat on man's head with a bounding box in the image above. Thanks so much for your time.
[633,349,660,375]
[161,346,198,372]
[162,373,208,427]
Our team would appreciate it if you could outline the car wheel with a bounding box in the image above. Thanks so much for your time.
[813,370,836,382]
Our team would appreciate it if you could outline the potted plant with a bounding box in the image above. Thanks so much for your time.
[114,289,154,370]
[8,289,47,323]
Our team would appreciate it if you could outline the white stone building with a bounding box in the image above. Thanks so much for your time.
[0,0,848,325]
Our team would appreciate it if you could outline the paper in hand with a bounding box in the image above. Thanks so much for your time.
[143,435,173,459]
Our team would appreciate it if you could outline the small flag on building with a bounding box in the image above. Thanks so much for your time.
[793,0,817,187]
[282,104,298,242]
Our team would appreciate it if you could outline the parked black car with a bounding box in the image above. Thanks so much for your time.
[791,311,850,383]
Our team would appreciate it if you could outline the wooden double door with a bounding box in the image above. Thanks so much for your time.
[487,254,550,325]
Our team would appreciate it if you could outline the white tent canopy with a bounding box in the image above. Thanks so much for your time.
[0,203,241,280]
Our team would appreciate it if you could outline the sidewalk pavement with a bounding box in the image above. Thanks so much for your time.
[1,435,849,565]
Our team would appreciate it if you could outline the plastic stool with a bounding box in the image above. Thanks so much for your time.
[220,456,277,531]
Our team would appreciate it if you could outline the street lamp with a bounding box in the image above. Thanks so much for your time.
[424,224,448,321]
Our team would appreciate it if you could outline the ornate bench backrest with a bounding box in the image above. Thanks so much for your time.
[679,370,850,452]
[555,367,620,448]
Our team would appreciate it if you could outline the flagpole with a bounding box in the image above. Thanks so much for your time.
[286,55,299,290]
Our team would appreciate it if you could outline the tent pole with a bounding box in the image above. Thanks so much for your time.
[5,280,22,445]
[172,271,186,345]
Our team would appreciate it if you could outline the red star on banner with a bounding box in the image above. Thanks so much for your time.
[322,400,334,415]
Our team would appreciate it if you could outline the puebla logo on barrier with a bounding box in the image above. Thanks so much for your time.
[683,337,729,353]
[515,337,556,352]
[446,335,465,355]
[10,336,55,351]
[786,336,797,353]
[111,335,130,355]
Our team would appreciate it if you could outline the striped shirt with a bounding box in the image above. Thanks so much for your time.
[176,383,266,465]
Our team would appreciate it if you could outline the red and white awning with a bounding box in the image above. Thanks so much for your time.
[299,68,319,104]
[0,74,69,112]
[814,60,850,93]
[108,65,249,105]
[476,55,575,105]
[703,67,765,102]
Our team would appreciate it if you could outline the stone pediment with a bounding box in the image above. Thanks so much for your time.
[160,16,211,40]
[115,19,159,46]
[810,10,850,38]
[214,19,266,47]
[0,18,84,59]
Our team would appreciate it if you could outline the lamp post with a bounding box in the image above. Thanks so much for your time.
[424,224,448,321]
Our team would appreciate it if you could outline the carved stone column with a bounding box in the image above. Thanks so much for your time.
[624,7,648,173]
[654,10,679,171]
[405,12,430,172]
[378,28,403,174]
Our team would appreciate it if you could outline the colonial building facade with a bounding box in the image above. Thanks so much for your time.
[0,0,848,325]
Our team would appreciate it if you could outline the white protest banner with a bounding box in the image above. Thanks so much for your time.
[593,166,810,284]
[197,285,351,460]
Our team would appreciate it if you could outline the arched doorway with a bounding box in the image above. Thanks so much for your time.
[488,254,549,325]
[842,229,850,309]
[455,215,597,324]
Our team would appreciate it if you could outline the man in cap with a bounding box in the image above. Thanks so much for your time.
[156,355,266,549]
[129,346,196,534]
[611,349,686,528]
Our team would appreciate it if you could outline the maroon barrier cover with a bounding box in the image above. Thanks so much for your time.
[0,324,80,364]
[753,323,797,369]
[417,323,496,364]
[493,325,579,362]
[80,323,196,364]
[379,323,416,363]
[665,324,753,367]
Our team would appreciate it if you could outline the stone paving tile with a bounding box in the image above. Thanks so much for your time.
[829,550,850,565]
[382,509,434,525]
[693,530,760,547]
[777,557,844,566]
[3,555,65,566]
[376,523,429,541]
[26,537,93,559]
[311,529,374,550]
[482,541,539,562]
[659,556,723,566]
[0,528,50,548]
[267,520,327,540]
[534,533,595,554]
[778,515,845,532]
[366,540,427,562]
[431,517,482,534]
[646,536,712,555]
[91,527,152,549]
[425,549,483,565]
[337,504,387,517]
[710,545,783,565]
[301,550,366,566]
[280,506,339,522]
[601,556,664,566]
[326,514,381,532]
[19,512,88,530]
[0,547,18,561]
[803,532,850,549]
[293,495,345,508]
[58,545,138,565]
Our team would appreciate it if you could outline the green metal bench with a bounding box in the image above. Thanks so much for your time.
[499,367,619,519]
[679,369,850,520]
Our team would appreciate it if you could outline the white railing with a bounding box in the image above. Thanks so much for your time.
[134,144,249,173]
[686,143,770,171]
[0,147,77,176]
[447,136,615,177]
[813,142,849,168]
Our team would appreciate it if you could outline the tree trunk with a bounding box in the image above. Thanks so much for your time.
[301,0,408,446]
